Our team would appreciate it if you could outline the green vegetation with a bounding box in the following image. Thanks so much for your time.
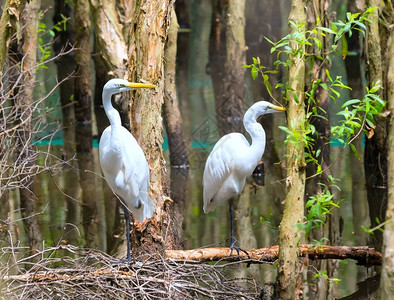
[244,6,385,285]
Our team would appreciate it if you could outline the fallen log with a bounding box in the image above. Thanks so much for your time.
[165,244,382,266]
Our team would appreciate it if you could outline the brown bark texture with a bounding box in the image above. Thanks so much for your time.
[165,245,382,266]
[127,0,178,252]
[53,0,79,245]
[0,0,27,71]
[221,0,246,134]
[276,0,307,299]
[380,3,394,298]
[209,0,246,136]
[163,8,189,168]
[89,0,131,132]
[13,0,43,258]
[364,0,388,253]
[74,0,98,249]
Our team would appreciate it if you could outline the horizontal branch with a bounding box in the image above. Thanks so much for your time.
[165,244,382,266]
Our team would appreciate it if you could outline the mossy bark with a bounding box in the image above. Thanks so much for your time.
[275,0,307,298]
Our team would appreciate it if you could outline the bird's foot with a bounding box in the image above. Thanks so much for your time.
[110,256,133,265]
[229,244,250,260]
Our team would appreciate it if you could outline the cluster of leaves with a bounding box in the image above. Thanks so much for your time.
[266,7,376,67]
[298,175,341,237]
[37,12,69,69]
[243,6,386,251]
[313,270,341,284]
[331,81,384,158]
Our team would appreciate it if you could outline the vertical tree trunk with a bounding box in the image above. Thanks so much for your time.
[163,8,189,245]
[89,0,129,131]
[163,8,189,168]
[306,2,341,299]
[53,0,79,245]
[222,0,245,133]
[89,0,129,255]
[74,0,98,249]
[344,0,368,283]
[127,0,178,252]
[209,0,246,136]
[0,0,26,70]
[275,1,306,298]
[13,0,43,258]
[364,0,388,252]
[381,15,394,299]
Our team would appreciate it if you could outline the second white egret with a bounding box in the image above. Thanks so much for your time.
[203,101,285,255]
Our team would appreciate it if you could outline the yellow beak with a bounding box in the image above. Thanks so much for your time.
[269,104,286,111]
[126,82,156,89]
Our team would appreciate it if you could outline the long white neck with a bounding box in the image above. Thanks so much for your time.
[103,89,121,128]
[243,105,266,153]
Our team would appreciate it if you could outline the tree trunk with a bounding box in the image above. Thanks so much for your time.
[381,31,394,300]
[127,0,178,252]
[275,1,307,298]
[12,0,43,258]
[222,0,245,133]
[209,0,245,136]
[89,0,129,255]
[162,8,189,246]
[306,2,341,299]
[53,0,79,246]
[0,0,27,70]
[344,0,369,283]
[74,0,98,249]
[163,8,189,168]
[364,0,388,253]
[380,3,394,298]
[89,0,130,132]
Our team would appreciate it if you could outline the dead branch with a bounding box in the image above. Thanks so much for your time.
[0,245,261,299]
[165,244,382,266]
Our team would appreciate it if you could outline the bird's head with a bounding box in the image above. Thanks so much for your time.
[103,78,156,94]
[258,101,286,115]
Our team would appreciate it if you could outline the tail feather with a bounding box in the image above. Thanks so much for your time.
[131,192,155,222]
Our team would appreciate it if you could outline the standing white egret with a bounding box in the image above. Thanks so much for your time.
[99,78,156,263]
[203,101,285,255]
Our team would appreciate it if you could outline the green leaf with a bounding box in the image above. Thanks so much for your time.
[350,143,360,160]
[251,67,258,80]
[275,83,284,89]
[326,69,333,82]
[341,99,360,107]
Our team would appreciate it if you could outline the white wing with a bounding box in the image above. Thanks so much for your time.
[203,133,250,213]
[99,126,155,222]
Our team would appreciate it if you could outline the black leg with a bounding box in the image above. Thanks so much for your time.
[229,198,235,248]
[123,204,132,263]
[228,197,250,260]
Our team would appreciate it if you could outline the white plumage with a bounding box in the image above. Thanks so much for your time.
[202,101,285,250]
[98,78,156,262]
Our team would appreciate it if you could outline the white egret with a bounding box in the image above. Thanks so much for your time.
[203,101,285,255]
[99,78,156,263]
